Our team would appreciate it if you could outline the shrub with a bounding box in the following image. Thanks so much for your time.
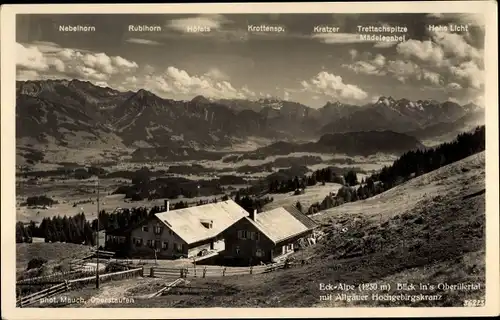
[27,257,48,270]
[53,263,68,274]
[413,216,424,224]
[130,193,144,201]
[105,262,129,273]
[25,195,58,207]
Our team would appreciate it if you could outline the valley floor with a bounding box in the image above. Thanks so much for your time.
[16,152,394,223]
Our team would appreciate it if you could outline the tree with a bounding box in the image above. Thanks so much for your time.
[16,222,25,243]
[357,186,366,200]
[320,196,334,210]
[132,167,151,185]
[295,201,303,213]
[344,170,358,187]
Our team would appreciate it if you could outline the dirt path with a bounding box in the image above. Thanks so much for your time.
[83,278,140,307]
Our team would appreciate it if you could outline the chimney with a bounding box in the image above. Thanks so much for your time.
[250,209,257,221]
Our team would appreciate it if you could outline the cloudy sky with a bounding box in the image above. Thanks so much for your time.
[16,13,485,108]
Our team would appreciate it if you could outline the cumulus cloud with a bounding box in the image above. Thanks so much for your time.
[343,61,384,76]
[449,61,484,90]
[118,66,256,100]
[17,70,40,81]
[94,81,111,88]
[422,70,443,86]
[312,33,392,47]
[373,41,398,48]
[17,43,50,72]
[125,38,162,46]
[17,42,139,83]
[283,90,290,101]
[312,33,368,44]
[300,71,368,101]
[386,60,422,83]
[348,49,358,60]
[447,82,463,90]
[342,26,484,96]
[395,29,484,85]
[472,95,484,107]
[430,30,483,64]
[447,89,485,106]
[342,53,387,76]
[204,68,229,81]
[396,39,446,68]
[16,41,254,101]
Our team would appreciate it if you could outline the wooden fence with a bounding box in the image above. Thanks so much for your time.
[17,270,81,285]
[150,261,289,279]
[16,267,144,307]
[16,265,105,286]
[79,249,115,261]
[69,259,96,272]
[149,278,186,298]
[17,281,71,307]
[68,267,143,288]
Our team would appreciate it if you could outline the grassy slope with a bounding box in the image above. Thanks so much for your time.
[16,242,94,273]
[118,151,485,307]
[262,182,344,211]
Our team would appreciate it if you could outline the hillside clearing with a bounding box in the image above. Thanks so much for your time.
[262,182,343,211]
[313,151,485,224]
[16,242,94,273]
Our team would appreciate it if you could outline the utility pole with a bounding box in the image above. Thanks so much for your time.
[96,176,100,289]
[193,256,196,277]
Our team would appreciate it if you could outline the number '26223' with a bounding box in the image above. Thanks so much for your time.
[463,299,485,307]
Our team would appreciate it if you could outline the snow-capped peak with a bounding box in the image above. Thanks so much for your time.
[259,97,283,110]
[376,96,396,106]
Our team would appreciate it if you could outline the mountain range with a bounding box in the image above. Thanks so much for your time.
[16,79,484,163]
[248,130,426,157]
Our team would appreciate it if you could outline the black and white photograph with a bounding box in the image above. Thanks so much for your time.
[2,2,499,318]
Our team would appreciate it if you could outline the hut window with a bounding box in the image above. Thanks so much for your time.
[238,230,248,240]
[154,225,163,234]
[134,238,143,246]
[256,248,264,257]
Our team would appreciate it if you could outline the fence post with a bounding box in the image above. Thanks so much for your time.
[250,266,253,274]
[180,268,184,278]
[222,267,226,276]
[150,267,155,278]
[141,266,144,277]
[203,267,207,278]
